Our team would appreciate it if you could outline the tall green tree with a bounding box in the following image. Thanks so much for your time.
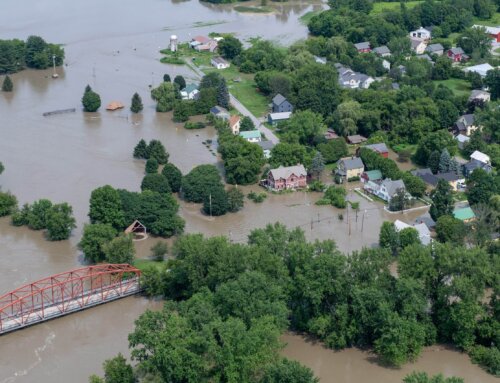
[203,185,228,216]
[145,158,159,174]
[133,139,148,159]
[147,139,169,164]
[0,191,17,217]
[466,168,498,206]
[79,224,117,263]
[218,36,243,59]
[89,185,125,229]
[435,215,466,244]
[310,151,325,179]
[141,173,171,194]
[161,163,182,193]
[151,82,177,112]
[226,187,244,212]
[484,68,500,100]
[82,85,101,112]
[430,180,453,221]
[130,92,143,113]
[45,203,76,241]
[428,150,441,174]
[439,148,451,173]
[174,75,186,90]
[102,235,135,264]
[2,75,13,92]
[216,77,230,109]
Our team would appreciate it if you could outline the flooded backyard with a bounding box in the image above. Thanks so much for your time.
[0,0,494,381]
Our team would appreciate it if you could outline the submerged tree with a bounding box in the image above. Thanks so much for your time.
[82,85,101,112]
[2,75,13,92]
[173,75,186,90]
[130,92,143,113]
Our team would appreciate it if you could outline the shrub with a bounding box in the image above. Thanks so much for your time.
[151,242,169,261]
[184,121,206,129]
[145,158,159,174]
[0,191,17,216]
[247,191,267,203]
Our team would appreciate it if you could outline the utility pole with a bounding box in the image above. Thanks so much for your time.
[361,210,366,232]
[209,193,212,218]
[51,55,58,78]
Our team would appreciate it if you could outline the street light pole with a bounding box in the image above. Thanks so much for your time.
[51,55,58,78]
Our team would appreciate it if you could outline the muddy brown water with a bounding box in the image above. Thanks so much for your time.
[0,0,493,381]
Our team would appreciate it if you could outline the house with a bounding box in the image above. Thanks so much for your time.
[473,24,500,42]
[416,54,434,64]
[413,213,436,231]
[455,114,479,136]
[363,143,389,158]
[447,47,468,62]
[268,112,292,126]
[410,27,431,40]
[211,56,230,69]
[410,38,428,54]
[190,35,211,47]
[361,169,383,184]
[455,134,470,150]
[354,42,371,53]
[239,130,262,143]
[336,65,375,89]
[347,134,367,145]
[267,165,307,191]
[257,141,275,159]
[195,40,218,52]
[180,84,199,100]
[411,168,439,191]
[365,178,406,202]
[470,150,491,165]
[463,159,493,177]
[394,220,431,245]
[382,59,391,70]
[210,106,230,120]
[463,63,495,78]
[453,207,476,223]
[373,45,391,57]
[272,94,293,113]
[425,43,444,56]
[314,56,327,64]
[324,129,339,140]
[337,157,365,179]
[229,115,241,135]
[469,89,491,103]
[411,168,464,191]
[436,172,465,191]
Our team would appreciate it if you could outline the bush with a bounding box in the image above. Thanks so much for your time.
[0,191,17,216]
[324,186,347,208]
[27,199,53,230]
[247,191,267,203]
[145,158,159,174]
[227,187,244,212]
[2,75,13,92]
[184,121,206,129]
[151,242,169,261]
[11,203,31,226]
[309,180,325,192]
[470,345,500,376]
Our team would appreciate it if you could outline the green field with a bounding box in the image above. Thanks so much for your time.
[234,5,273,13]
[434,78,472,97]
[299,10,322,25]
[370,1,423,15]
[473,12,500,26]
[133,259,166,272]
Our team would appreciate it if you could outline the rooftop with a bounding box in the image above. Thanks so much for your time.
[364,169,383,181]
[269,165,307,180]
[269,112,292,120]
[426,43,444,52]
[211,56,229,65]
[239,130,262,139]
[339,156,364,170]
[365,143,389,153]
[373,46,390,55]
[272,93,287,106]
[354,42,371,50]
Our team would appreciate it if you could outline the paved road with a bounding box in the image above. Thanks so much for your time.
[185,59,280,144]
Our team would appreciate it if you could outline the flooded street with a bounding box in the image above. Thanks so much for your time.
[0,0,492,381]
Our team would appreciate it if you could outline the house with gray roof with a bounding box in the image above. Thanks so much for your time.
[365,178,407,203]
[469,89,491,103]
[336,65,375,89]
[336,157,365,179]
[394,220,431,245]
[455,134,470,150]
[363,143,389,157]
[463,159,493,177]
[257,140,275,159]
[354,42,371,53]
[416,54,434,64]
[272,94,293,113]
[425,43,444,55]
[210,106,230,120]
[455,114,478,136]
[373,45,391,57]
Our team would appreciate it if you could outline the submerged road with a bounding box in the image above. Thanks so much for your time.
[185,59,280,144]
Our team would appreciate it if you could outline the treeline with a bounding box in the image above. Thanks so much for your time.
[91,223,498,381]
[0,35,64,74]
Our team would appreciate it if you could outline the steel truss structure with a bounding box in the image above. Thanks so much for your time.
[0,264,141,334]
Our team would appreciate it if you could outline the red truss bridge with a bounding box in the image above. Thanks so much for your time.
[0,264,142,335]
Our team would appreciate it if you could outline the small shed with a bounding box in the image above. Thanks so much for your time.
[125,220,148,240]
[347,134,367,145]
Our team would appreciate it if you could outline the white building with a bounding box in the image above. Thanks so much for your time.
[470,150,491,165]
[463,63,495,78]
[211,56,230,70]
[409,27,431,40]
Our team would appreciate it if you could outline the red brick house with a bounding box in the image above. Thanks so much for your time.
[267,165,307,191]
[447,47,468,62]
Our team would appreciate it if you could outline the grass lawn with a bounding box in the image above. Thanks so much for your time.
[473,12,500,26]
[133,259,167,272]
[370,1,423,15]
[434,78,472,97]
[299,10,322,25]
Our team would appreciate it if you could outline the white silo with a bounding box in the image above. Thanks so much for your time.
[170,35,178,52]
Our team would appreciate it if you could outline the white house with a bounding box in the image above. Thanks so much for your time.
[364,178,407,203]
[470,150,491,165]
[409,27,431,40]
[180,84,199,100]
[410,38,428,54]
[469,89,491,103]
[336,65,375,89]
[394,220,431,245]
[382,59,391,70]
[463,63,495,78]
[211,56,230,70]
[257,141,275,159]
[455,134,470,150]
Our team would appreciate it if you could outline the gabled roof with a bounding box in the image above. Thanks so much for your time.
[472,24,500,35]
[269,165,307,180]
[347,134,367,144]
[373,46,391,55]
[239,130,262,140]
[365,143,389,153]
[416,54,433,63]
[470,150,490,164]
[463,63,495,77]
[455,134,470,143]
[211,56,229,65]
[192,35,210,44]
[272,93,287,106]
[339,157,364,170]
[426,43,444,52]
[354,42,371,50]
[229,115,240,127]
[469,89,490,100]
[413,213,436,229]
[449,47,465,55]
[457,114,475,126]
[464,159,492,173]
[436,172,462,182]
[411,27,431,34]
[410,38,426,49]
[381,179,405,197]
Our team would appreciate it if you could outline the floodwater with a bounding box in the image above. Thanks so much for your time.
[0,0,492,382]
[282,333,498,383]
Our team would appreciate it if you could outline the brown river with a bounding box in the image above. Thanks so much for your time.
[0,1,495,381]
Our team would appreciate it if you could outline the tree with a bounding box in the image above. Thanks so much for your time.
[334,101,362,137]
[430,180,453,221]
[181,164,223,203]
[390,188,411,212]
[79,224,117,263]
[0,191,17,217]
[147,140,169,164]
[203,186,228,216]
[46,203,76,241]
[130,92,143,113]
[216,78,230,109]
[141,174,171,194]
[89,185,125,230]
[435,215,466,244]
[484,68,500,100]
[27,199,53,230]
[432,56,452,80]
[173,102,189,122]
[379,221,399,255]
[161,163,182,193]
[2,75,13,91]
[82,85,101,112]
[102,235,135,264]
[163,74,171,82]
[281,110,325,145]
[133,139,148,159]
[458,27,492,58]
[173,75,186,90]
[317,138,348,163]
[151,82,177,112]
[262,359,318,383]
[0,161,3,174]
[414,131,457,166]
[466,168,498,206]
[151,241,168,261]
[226,187,244,213]
[270,143,307,168]
[403,372,464,383]
[428,150,441,174]
[218,36,243,59]
[145,158,159,174]
[439,148,451,173]
[310,152,325,179]
[95,353,135,383]
[399,227,420,248]
[240,116,255,132]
